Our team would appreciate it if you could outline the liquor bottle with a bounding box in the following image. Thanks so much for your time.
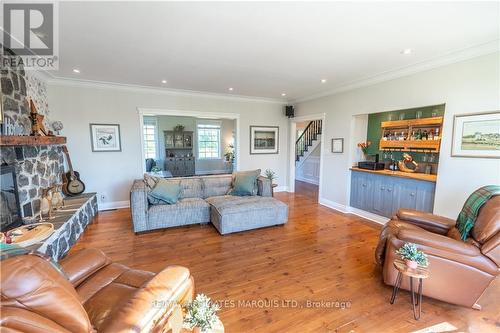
[422,130,428,140]
[416,129,422,140]
[434,128,440,140]
[428,129,434,140]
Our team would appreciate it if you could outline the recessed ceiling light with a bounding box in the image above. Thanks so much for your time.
[401,48,412,55]
[321,79,327,83]
[281,93,286,97]
[228,87,234,91]
[161,79,167,84]
[72,68,80,73]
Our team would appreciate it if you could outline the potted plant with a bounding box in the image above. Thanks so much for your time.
[395,243,428,269]
[265,169,276,183]
[357,141,371,160]
[174,124,185,132]
[224,144,235,162]
[183,294,220,333]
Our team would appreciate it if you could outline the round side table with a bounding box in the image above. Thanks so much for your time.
[389,259,429,320]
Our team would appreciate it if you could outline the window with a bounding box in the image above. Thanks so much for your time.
[143,118,158,159]
[197,123,221,159]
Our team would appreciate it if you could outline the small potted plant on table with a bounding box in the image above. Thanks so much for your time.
[264,169,278,196]
[396,243,428,269]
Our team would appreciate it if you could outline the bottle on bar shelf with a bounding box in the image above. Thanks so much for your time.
[434,128,440,140]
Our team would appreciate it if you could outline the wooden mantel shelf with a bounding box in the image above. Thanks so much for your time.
[0,135,66,146]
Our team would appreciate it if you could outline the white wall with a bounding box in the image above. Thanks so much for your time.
[48,84,288,208]
[296,144,321,185]
[295,53,500,219]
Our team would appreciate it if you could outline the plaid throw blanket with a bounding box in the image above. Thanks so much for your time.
[457,185,500,240]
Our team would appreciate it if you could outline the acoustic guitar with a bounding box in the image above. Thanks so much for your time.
[61,146,85,196]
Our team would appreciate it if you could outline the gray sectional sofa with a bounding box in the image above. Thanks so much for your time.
[130,173,288,235]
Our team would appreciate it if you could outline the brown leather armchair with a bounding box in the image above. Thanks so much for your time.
[375,196,499,309]
[1,248,194,332]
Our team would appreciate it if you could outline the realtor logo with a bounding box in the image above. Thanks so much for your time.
[1,1,58,69]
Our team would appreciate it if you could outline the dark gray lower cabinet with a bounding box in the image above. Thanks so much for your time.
[350,170,435,218]
[165,157,195,177]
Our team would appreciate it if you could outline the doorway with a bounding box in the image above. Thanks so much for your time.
[288,113,325,200]
[138,108,240,177]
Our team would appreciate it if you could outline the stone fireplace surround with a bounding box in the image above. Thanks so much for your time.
[1,144,65,217]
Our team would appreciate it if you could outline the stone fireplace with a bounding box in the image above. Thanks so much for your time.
[1,144,65,220]
[1,50,65,220]
[1,50,97,260]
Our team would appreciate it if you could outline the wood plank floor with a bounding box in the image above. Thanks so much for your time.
[70,182,499,332]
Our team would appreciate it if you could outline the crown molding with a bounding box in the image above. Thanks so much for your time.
[292,40,500,104]
[46,77,288,105]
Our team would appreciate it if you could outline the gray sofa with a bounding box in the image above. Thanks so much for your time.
[130,173,288,235]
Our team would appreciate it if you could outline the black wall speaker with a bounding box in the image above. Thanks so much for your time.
[285,105,294,118]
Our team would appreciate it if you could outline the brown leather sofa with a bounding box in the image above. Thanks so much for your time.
[1,248,194,332]
[375,196,499,309]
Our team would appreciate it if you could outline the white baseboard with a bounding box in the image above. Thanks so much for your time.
[274,186,289,192]
[318,197,348,213]
[295,175,320,185]
[347,206,389,225]
[318,197,389,225]
[98,200,130,211]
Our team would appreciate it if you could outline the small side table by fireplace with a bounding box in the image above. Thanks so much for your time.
[389,259,429,320]
[271,183,278,197]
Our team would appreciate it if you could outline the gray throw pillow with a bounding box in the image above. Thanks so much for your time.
[149,179,181,204]
[229,169,261,196]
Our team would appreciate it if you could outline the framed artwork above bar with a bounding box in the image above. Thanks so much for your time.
[451,111,500,158]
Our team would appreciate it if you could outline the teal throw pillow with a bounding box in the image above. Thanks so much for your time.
[149,179,181,204]
[230,173,258,196]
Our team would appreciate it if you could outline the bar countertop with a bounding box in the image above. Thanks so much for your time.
[350,167,437,183]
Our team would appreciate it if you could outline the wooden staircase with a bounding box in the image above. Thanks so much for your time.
[296,119,322,162]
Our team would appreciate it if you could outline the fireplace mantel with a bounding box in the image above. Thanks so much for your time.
[0,135,67,146]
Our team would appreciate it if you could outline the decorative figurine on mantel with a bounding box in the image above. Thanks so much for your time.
[398,153,419,173]
[29,99,48,136]
[52,121,64,135]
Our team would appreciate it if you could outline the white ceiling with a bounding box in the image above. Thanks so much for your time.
[53,1,499,101]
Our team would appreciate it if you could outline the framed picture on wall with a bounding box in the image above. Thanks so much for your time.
[331,138,344,153]
[89,124,122,152]
[250,126,279,154]
[451,111,500,158]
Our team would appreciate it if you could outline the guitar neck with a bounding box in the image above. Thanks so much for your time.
[62,146,74,172]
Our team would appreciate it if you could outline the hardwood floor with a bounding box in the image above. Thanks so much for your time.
[70,191,499,332]
[294,180,319,202]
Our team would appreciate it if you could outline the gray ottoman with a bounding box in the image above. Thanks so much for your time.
[205,195,288,235]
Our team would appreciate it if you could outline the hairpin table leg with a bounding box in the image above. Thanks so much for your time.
[390,271,403,304]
